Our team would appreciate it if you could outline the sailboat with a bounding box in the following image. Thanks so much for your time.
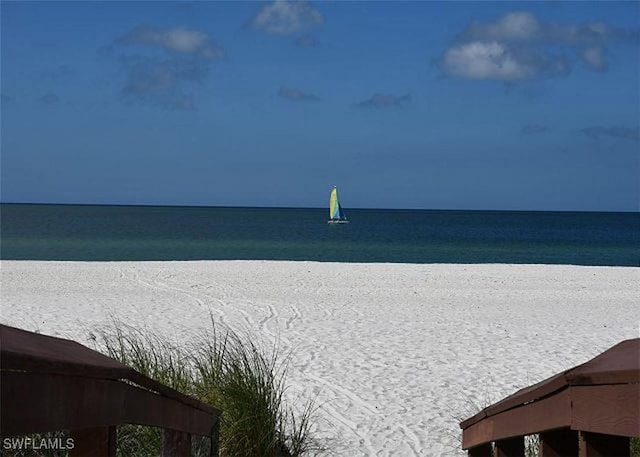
[328,186,349,224]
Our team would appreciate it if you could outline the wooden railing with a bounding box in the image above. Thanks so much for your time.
[0,324,222,457]
[460,338,639,457]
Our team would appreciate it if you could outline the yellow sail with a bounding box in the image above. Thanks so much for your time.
[329,187,338,219]
[328,186,348,223]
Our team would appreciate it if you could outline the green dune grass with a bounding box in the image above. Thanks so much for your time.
[94,317,323,457]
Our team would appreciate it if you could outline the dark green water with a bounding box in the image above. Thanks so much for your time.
[1,204,638,266]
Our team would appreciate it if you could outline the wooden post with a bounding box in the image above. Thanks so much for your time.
[495,436,524,456]
[578,431,630,457]
[162,429,192,457]
[210,418,220,457]
[70,426,116,457]
[468,443,493,457]
[540,428,579,456]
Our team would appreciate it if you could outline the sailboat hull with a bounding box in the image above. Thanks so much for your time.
[327,219,349,224]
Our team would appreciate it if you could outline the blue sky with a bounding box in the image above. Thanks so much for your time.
[1,1,638,211]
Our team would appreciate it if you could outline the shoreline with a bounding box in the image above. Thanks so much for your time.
[2,260,639,456]
[2,258,637,267]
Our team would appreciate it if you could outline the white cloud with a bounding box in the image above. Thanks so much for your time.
[119,56,202,110]
[163,28,209,53]
[462,12,616,46]
[110,26,223,110]
[465,12,540,42]
[551,22,611,46]
[442,41,569,81]
[118,26,223,60]
[443,41,532,81]
[440,11,639,80]
[580,46,607,71]
[250,0,324,36]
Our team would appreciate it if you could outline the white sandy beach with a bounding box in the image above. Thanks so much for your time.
[2,260,639,456]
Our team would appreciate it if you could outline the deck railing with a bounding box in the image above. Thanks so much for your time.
[460,338,639,457]
[0,324,222,457]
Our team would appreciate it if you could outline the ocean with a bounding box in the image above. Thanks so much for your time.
[1,204,638,266]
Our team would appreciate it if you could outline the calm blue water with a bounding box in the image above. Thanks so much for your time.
[1,204,638,266]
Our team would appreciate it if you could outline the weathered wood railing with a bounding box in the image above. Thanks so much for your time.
[460,338,639,457]
[0,324,222,457]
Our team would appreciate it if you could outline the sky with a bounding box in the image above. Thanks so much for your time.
[1,1,639,211]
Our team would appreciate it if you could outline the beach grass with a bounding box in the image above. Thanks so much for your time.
[94,317,322,457]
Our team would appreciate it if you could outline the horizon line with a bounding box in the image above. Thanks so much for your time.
[1,201,638,214]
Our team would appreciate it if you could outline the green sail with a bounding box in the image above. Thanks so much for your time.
[329,187,347,222]
[329,187,339,219]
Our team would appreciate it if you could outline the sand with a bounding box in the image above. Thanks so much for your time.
[2,260,639,456]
